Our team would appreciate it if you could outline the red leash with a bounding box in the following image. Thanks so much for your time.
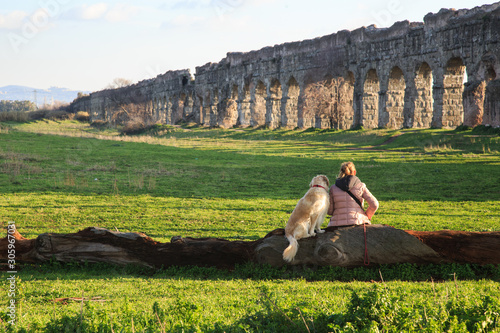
[364,223,370,266]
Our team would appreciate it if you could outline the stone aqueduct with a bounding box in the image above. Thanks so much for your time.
[70,3,500,129]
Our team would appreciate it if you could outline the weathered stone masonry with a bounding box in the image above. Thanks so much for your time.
[70,3,500,129]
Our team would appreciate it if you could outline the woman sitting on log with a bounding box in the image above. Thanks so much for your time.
[327,161,379,227]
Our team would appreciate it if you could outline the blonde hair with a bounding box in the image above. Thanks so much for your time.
[337,161,356,179]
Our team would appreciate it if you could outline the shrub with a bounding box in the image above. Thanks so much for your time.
[455,124,472,132]
[45,109,73,120]
[0,111,29,122]
[26,109,46,120]
[90,120,109,128]
[472,125,500,136]
[27,109,73,121]
[303,127,322,133]
[350,124,365,131]
[0,123,9,133]
[120,118,155,135]
[75,111,90,122]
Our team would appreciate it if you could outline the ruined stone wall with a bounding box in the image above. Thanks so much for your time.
[70,70,194,125]
[70,2,500,129]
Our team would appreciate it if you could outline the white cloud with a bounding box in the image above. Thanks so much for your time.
[357,3,370,10]
[170,0,211,10]
[161,14,207,29]
[173,14,205,26]
[30,8,56,32]
[67,3,139,23]
[80,3,108,20]
[245,0,279,6]
[0,10,28,30]
[105,4,140,23]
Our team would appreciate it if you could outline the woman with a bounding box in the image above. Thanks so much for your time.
[327,161,379,227]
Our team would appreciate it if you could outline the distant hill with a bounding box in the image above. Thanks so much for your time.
[0,85,90,107]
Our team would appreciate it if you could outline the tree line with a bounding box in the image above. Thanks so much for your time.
[0,100,37,112]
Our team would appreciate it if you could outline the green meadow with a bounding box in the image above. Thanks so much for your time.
[0,120,499,332]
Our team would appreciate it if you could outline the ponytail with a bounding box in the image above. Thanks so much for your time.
[337,161,356,179]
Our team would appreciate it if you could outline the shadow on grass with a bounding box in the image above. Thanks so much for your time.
[0,135,498,202]
[2,127,499,200]
[15,261,500,283]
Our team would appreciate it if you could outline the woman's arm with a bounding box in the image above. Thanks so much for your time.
[362,187,379,220]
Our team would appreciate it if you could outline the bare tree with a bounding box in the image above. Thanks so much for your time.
[104,81,151,127]
[302,78,349,129]
[106,78,133,90]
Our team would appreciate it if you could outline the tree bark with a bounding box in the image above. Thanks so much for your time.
[1,225,499,269]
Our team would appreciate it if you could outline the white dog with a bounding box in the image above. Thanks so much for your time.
[283,175,330,262]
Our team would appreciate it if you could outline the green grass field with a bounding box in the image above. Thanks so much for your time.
[0,120,499,332]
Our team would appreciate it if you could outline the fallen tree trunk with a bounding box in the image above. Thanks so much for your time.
[1,225,499,269]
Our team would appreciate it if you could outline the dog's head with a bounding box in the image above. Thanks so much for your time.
[310,175,330,188]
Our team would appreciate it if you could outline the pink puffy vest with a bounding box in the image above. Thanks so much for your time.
[327,182,379,227]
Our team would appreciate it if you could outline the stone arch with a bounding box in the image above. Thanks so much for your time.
[210,89,219,127]
[238,82,251,127]
[478,55,498,85]
[151,97,157,122]
[412,62,434,128]
[362,69,380,129]
[157,96,163,123]
[442,57,466,127]
[315,74,334,129]
[299,74,320,129]
[201,91,210,126]
[485,67,497,82]
[384,66,406,129]
[471,56,499,127]
[193,95,203,124]
[156,97,163,122]
[337,71,355,129]
[231,84,238,100]
[183,93,194,122]
[152,97,158,120]
[250,80,266,126]
[171,93,185,125]
[162,96,167,123]
[145,99,153,122]
[484,78,500,127]
[220,84,238,128]
[166,96,173,125]
[282,76,300,128]
[162,96,169,124]
[99,102,105,120]
[266,78,282,128]
[155,95,165,122]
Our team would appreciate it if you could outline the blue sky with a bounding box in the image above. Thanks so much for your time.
[0,0,492,92]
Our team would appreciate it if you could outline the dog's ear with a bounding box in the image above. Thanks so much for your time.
[322,175,330,187]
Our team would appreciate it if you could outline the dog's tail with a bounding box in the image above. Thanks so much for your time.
[283,235,299,263]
